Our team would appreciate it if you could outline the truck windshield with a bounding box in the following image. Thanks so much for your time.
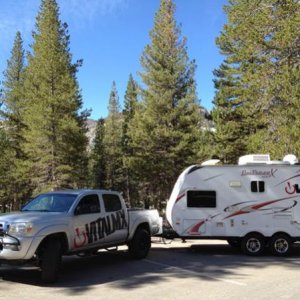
[21,193,77,213]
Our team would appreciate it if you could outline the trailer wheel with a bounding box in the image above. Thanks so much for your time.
[241,233,265,256]
[40,239,62,283]
[269,234,292,256]
[128,228,151,259]
[227,238,241,248]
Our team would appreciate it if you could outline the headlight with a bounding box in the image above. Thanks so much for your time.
[8,222,33,236]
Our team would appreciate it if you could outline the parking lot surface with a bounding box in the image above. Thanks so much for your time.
[1,239,300,300]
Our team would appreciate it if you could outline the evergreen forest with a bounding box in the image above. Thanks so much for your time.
[0,0,300,212]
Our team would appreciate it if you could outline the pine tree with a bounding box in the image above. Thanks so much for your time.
[0,127,15,212]
[213,0,300,161]
[255,0,300,157]
[123,74,138,152]
[2,32,25,136]
[104,81,124,190]
[23,0,88,193]
[90,118,106,189]
[212,63,247,163]
[128,0,203,209]
[122,74,139,206]
[1,31,30,208]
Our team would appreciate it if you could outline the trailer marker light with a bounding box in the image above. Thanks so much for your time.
[229,181,242,188]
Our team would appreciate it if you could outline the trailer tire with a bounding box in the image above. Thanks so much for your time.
[241,233,265,256]
[128,228,151,259]
[40,239,62,283]
[227,238,241,248]
[269,234,292,256]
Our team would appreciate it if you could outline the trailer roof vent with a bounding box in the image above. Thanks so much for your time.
[283,154,298,165]
[238,154,270,165]
[201,159,221,166]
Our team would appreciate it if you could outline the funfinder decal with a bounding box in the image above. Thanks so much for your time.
[241,168,278,178]
[73,209,128,248]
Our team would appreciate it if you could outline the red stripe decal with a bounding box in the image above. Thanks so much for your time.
[175,193,185,203]
[189,220,206,235]
[276,174,300,186]
[224,196,298,219]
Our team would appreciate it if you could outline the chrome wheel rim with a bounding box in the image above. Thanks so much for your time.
[274,238,289,254]
[246,238,261,253]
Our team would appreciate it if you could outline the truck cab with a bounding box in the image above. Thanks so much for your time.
[0,189,161,283]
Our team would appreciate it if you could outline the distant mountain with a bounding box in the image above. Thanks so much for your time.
[199,107,215,132]
[85,119,97,150]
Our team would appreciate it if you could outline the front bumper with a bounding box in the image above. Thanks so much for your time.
[0,234,21,251]
[0,234,43,260]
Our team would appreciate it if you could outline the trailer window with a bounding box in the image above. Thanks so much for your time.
[187,191,216,208]
[251,181,265,193]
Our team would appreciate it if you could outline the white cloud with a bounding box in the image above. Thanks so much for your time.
[0,0,128,40]
[0,1,38,58]
[0,0,128,65]
[59,0,128,28]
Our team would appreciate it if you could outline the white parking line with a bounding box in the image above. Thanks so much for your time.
[144,259,247,286]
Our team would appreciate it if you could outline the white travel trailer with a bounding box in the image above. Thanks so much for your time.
[166,154,300,256]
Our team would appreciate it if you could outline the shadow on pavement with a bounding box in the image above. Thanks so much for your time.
[1,241,300,295]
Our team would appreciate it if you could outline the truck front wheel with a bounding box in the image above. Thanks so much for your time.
[40,239,62,283]
[128,228,151,259]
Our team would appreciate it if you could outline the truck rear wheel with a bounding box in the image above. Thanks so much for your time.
[269,234,292,256]
[40,239,62,283]
[128,228,151,259]
[241,233,265,256]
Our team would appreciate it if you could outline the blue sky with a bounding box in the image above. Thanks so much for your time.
[0,0,227,120]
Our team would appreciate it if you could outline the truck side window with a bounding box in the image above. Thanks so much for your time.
[187,190,216,208]
[75,194,100,215]
[103,194,122,212]
[251,181,265,193]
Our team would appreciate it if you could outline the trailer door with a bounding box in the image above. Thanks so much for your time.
[184,190,217,236]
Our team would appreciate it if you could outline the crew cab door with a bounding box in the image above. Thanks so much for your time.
[71,193,105,251]
[100,193,129,245]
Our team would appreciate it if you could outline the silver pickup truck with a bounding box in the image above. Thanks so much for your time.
[0,189,161,283]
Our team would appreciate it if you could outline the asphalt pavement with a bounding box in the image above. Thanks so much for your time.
[1,239,300,300]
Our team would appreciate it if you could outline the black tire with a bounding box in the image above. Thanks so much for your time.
[40,239,62,283]
[241,233,265,256]
[227,238,241,248]
[128,228,151,259]
[269,234,292,256]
